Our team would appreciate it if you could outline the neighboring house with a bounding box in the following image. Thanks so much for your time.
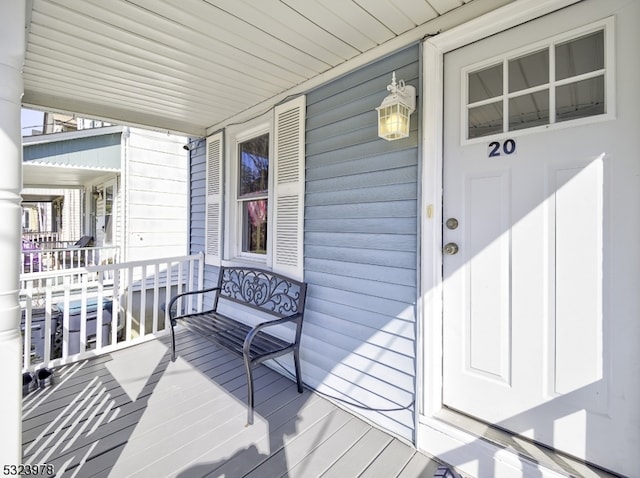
[1,0,637,476]
[42,111,110,134]
[22,125,189,263]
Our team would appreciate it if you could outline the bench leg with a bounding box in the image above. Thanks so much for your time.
[294,347,303,393]
[169,321,177,362]
[244,356,255,426]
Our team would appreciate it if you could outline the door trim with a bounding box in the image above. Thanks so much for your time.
[417,1,582,476]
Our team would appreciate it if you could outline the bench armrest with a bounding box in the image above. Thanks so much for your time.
[243,312,304,356]
[168,287,219,322]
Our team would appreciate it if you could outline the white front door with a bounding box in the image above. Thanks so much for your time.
[441,3,639,476]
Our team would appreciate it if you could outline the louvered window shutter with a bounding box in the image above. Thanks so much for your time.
[272,96,305,280]
[205,132,223,266]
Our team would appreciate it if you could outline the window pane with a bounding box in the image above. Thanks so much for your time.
[509,90,549,131]
[468,63,503,104]
[509,49,549,93]
[556,76,604,123]
[468,101,503,139]
[242,199,268,254]
[239,134,269,198]
[555,31,604,81]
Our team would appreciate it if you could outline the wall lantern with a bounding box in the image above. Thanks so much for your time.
[376,72,416,141]
[92,187,103,200]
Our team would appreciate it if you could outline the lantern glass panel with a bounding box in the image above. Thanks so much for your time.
[378,102,410,140]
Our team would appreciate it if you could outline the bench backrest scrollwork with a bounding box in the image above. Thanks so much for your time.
[214,267,307,319]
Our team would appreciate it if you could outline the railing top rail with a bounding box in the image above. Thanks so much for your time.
[87,253,203,272]
[20,253,204,280]
[21,245,120,253]
[23,240,76,246]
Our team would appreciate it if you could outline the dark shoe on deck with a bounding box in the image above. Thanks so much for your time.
[22,372,37,396]
[36,368,54,388]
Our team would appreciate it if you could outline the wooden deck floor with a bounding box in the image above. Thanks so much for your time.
[22,328,448,477]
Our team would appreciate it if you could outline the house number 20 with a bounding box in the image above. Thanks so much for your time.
[488,139,516,158]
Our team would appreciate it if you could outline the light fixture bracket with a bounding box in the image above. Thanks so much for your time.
[183,138,204,151]
[382,72,416,112]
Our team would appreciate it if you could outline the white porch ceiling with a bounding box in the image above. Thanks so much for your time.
[23,0,514,137]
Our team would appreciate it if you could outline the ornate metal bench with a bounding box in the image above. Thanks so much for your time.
[168,266,307,425]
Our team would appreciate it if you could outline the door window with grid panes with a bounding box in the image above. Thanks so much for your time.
[466,29,606,140]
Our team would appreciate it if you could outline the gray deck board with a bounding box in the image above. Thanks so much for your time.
[243,407,353,478]
[320,426,394,477]
[359,437,417,477]
[22,328,443,477]
[287,416,370,477]
[398,451,443,477]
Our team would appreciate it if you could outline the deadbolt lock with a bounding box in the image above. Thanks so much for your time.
[443,242,459,255]
[445,218,459,230]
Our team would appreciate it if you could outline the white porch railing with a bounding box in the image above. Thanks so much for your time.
[21,245,120,274]
[20,252,205,371]
[22,231,61,244]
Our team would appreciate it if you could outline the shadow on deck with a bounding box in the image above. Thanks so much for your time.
[22,328,447,477]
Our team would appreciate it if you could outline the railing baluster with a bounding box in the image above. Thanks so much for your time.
[164,262,173,328]
[126,267,134,341]
[187,259,194,314]
[112,268,121,345]
[23,281,33,369]
[153,264,160,334]
[139,264,147,337]
[62,276,70,358]
[168,263,174,314]
[177,261,184,313]
[96,274,104,350]
[79,275,87,354]
[43,281,52,363]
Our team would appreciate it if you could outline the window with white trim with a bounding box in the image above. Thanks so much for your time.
[232,127,270,260]
[238,134,269,255]
[204,96,306,280]
[464,24,611,141]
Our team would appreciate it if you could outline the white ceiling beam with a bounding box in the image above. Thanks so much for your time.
[22,91,204,136]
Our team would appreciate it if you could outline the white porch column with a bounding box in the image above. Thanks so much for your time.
[0,0,26,465]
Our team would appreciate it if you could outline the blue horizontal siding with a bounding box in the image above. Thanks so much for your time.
[189,148,206,258]
[187,45,421,442]
[306,231,416,252]
[304,270,415,304]
[305,243,416,267]
[188,142,219,292]
[307,148,417,181]
[302,44,420,442]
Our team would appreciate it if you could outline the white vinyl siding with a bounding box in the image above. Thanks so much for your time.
[124,129,188,261]
[204,132,223,265]
[273,96,306,280]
